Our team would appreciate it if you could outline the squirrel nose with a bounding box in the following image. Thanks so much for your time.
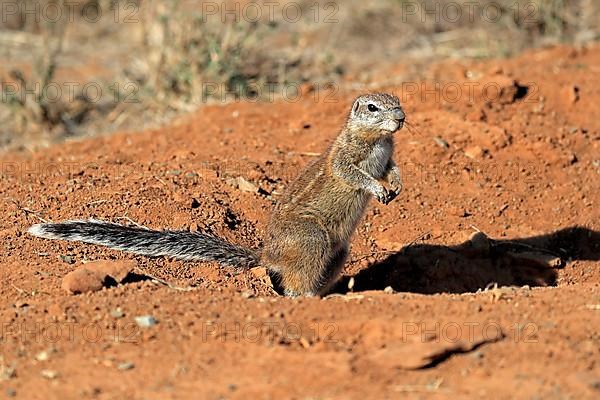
[391,108,405,122]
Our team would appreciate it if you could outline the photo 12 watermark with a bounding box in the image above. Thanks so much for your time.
[1,77,541,106]
[400,321,539,343]
[198,1,339,24]
[1,81,141,105]
[199,321,338,343]
[400,1,541,25]
[1,321,140,345]
[1,0,140,24]
[0,320,339,345]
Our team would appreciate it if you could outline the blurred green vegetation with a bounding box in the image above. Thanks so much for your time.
[0,0,597,150]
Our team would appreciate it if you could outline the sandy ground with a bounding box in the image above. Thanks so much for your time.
[1,45,599,399]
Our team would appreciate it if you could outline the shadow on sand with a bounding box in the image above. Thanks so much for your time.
[335,226,599,294]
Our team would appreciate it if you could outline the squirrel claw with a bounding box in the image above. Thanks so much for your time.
[373,187,389,204]
[374,189,395,205]
[385,191,398,204]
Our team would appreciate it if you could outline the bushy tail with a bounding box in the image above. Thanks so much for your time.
[28,219,260,267]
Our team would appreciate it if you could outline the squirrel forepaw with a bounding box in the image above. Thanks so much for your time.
[371,185,391,205]
[375,184,402,205]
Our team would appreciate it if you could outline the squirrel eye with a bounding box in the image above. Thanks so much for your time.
[367,104,378,112]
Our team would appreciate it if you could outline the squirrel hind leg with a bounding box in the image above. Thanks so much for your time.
[278,250,327,297]
[264,224,332,297]
[316,245,349,296]
[278,244,349,297]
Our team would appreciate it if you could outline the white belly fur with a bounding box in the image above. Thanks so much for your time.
[359,139,392,178]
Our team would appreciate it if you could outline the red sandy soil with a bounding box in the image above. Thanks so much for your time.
[1,45,599,399]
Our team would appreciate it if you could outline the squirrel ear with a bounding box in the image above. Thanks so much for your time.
[352,99,360,115]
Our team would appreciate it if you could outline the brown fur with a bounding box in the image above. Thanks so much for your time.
[261,93,405,296]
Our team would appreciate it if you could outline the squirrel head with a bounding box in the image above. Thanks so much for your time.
[347,93,405,134]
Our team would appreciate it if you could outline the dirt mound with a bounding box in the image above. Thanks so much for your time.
[0,45,599,399]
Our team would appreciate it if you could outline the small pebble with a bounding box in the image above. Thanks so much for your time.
[60,255,75,265]
[134,315,158,328]
[117,362,135,371]
[5,388,16,397]
[469,231,491,253]
[41,369,58,379]
[0,365,16,380]
[383,286,395,294]
[35,350,50,361]
[84,260,136,283]
[111,308,125,319]
[61,268,104,294]
[464,145,485,159]
[236,177,259,193]
[433,137,449,149]
[347,277,355,290]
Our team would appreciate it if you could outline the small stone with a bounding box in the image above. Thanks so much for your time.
[225,177,237,187]
[464,146,485,159]
[5,388,16,397]
[348,277,355,290]
[62,259,136,295]
[110,308,125,319]
[60,255,75,265]
[236,177,259,193]
[41,369,58,379]
[62,268,104,294]
[497,204,509,217]
[117,362,135,371]
[0,364,16,380]
[448,206,471,218]
[383,286,394,294]
[35,350,50,362]
[433,137,449,149]
[563,85,580,104]
[241,290,255,299]
[134,315,158,328]
[84,260,136,283]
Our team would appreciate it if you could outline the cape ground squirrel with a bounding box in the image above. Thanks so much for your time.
[29,93,406,296]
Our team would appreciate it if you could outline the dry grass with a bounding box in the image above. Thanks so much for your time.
[0,0,598,150]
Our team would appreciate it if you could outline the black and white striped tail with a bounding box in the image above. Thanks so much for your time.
[28,220,259,267]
